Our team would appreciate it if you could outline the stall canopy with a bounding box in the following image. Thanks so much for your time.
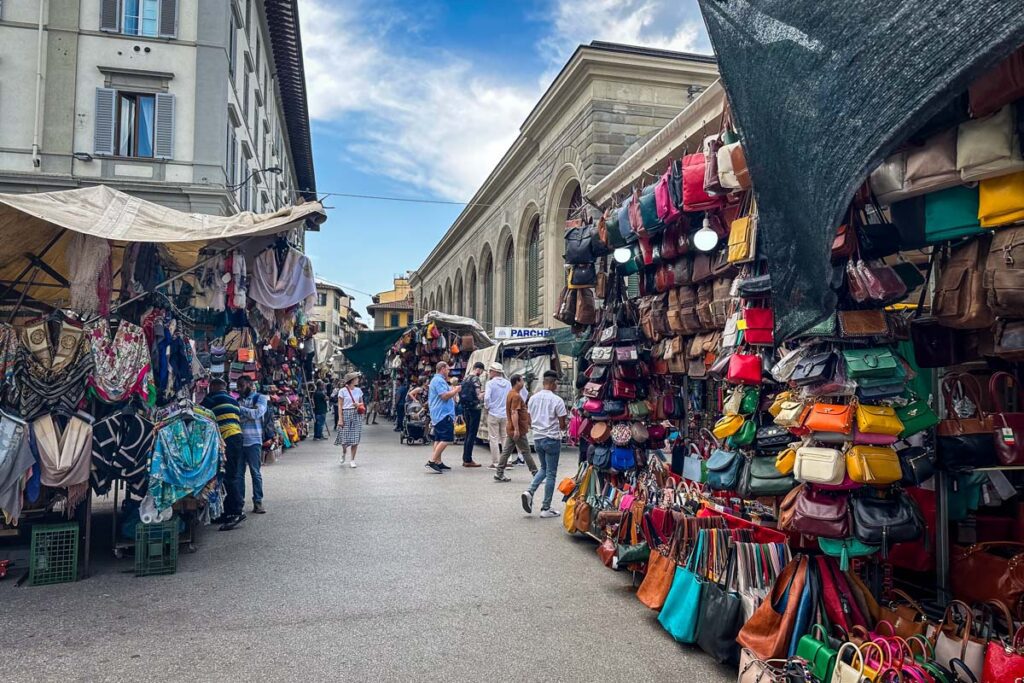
[697,0,1024,340]
[421,311,494,349]
[0,184,325,307]
[342,328,408,379]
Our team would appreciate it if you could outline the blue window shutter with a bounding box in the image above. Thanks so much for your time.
[93,88,116,156]
[154,92,175,159]
[158,0,178,38]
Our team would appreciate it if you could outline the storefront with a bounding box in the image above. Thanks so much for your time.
[0,185,325,581]
[558,14,1024,682]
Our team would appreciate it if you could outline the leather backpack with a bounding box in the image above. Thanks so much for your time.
[934,234,994,329]
[985,226,1024,317]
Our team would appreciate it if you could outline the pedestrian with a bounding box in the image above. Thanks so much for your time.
[331,381,340,430]
[394,378,409,433]
[335,372,364,467]
[236,375,268,514]
[459,361,485,467]
[312,381,328,440]
[483,362,511,468]
[522,371,568,518]
[366,382,379,425]
[494,374,538,482]
[201,378,246,530]
[425,361,459,473]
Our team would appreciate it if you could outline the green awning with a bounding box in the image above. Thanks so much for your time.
[341,328,408,379]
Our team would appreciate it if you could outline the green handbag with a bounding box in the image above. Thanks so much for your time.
[924,185,985,244]
[627,400,650,419]
[856,361,907,388]
[726,419,757,448]
[818,537,879,571]
[605,212,626,249]
[896,397,939,438]
[638,185,664,232]
[795,624,838,683]
[739,387,760,415]
[842,347,899,379]
[617,250,640,276]
[800,313,838,337]
[739,456,796,497]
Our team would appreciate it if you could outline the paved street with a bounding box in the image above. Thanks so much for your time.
[2,423,733,682]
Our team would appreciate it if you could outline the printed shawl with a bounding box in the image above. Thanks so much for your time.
[91,413,155,497]
[247,248,316,317]
[148,413,220,512]
[86,320,152,403]
[16,320,94,420]
[0,411,33,524]
[31,412,94,515]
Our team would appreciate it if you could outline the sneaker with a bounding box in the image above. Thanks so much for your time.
[340,454,347,464]
[437,462,452,470]
[494,474,511,482]
[539,509,560,518]
[252,502,266,514]
[425,461,444,473]
[521,491,533,514]
[488,463,498,469]
[350,461,357,468]
[218,513,246,530]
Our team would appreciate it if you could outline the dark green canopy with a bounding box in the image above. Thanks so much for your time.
[341,328,407,379]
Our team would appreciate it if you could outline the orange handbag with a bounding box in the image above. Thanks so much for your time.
[804,402,855,434]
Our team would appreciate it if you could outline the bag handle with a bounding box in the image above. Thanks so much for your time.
[888,588,927,619]
[989,371,1022,414]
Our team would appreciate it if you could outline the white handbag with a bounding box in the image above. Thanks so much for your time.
[933,601,986,679]
[722,311,741,349]
[831,642,870,683]
[957,105,1024,181]
[773,400,808,428]
[903,127,960,195]
[717,142,742,190]
[723,388,744,416]
[770,346,808,383]
[794,446,846,485]
[869,152,907,206]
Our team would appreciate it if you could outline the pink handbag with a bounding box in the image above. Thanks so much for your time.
[656,169,682,224]
[852,428,899,446]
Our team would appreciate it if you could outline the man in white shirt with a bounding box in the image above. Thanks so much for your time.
[483,362,511,468]
[521,371,568,518]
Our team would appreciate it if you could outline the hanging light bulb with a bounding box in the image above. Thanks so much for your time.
[693,216,719,252]
[613,247,632,264]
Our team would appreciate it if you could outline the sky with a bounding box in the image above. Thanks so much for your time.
[299,0,712,325]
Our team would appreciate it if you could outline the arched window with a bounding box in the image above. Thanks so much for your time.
[444,281,452,313]
[454,276,463,317]
[526,218,540,321]
[468,267,477,320]
[482,254,494,329]
[567,184,583,219]
[503,241,515,325]
[428,293,435,311]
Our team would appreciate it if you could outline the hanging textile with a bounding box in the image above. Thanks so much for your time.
[66,232,111,315]
[230,249,247,309]
[195,253,227,311]
[90,412,155,497]
[148,412,221,512]
[0,411,33,524]
[247,247,316,318]
[30,412,94,515]
[0,323,18,392]
[15,319,94,420]
[696,0,1024,339]
[86,320,153,403]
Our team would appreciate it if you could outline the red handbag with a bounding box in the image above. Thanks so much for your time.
[743,307,775,346]
[983,625,1024,683]
[611,380,637,399]
[682,153,724,212]
[990,371,1024,466]
[656,168,683,224]
[661,222,680,261]
[727,350,762,385]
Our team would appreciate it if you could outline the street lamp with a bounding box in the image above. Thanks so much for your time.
[228,166,282,191]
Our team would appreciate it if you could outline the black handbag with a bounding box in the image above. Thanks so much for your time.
[738,456,796,498]
[790,351,837,386]
[564,226,595,264]
[570,263,597,287]
[851,494,923,554]
[737,274,772,297]
[898,446,937,486]
[695,551,743,665]
[755,424,793,454]
[591,445,611,470]
[615,326,643,343]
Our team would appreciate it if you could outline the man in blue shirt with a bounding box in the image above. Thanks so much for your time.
[426,361,459,473]
[236,375,268,513]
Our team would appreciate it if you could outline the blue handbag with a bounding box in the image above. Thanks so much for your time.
[705,448,742,490]
[611,446,636,471]
[658,532,705,643]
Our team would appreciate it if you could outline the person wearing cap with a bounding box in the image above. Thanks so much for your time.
[459,361,485,467]
[335,372,365,468]
[483,361,512,468]
[522,370,568,518]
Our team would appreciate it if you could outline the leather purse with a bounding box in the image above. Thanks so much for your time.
[804,403,855,434]
[713,414,744,440]
[793,446,846,486]
[589,422,611,445]
[774,400,810,428]
[937,373,997,471]
[932,600,986,678]
[682,152,724,212]
[728,204,758,264]
[817,537,879,572]
[706,448,742,490]
[755,425,793,454]
[736,557,809,660]
[658,531,706,643]
[774,445,797,475]
[842,347,899,379]
[791,351,837,386]
[727,351,762,386]
[588,346,613,364]
[896,398,939,438]
[743,307,774,346]
[727,420,757,448]
[985,225,1024,317]
[564,226,596,264]
[845,445,902,485]
[837,309,889,338]
[784,484,851,539]
[897,446,937,486]
[950,542,1024,612]
[736,274,771,297]
[610,380,636,400]
[614,345,639,363]
[924,184,984,243]
[582,382,605,399]
[738,456,795,498]
[983,625,1024,683]
[989,371,1024,466]
[995,319,1024,362]
[878,589,930,639]
[934,233,995,329]
[851,494,923,550]
[957,105,1024,182]
[903,128,961,196]
[855,404,904,437]
[969,45,1024,117]
[695,554,744,665]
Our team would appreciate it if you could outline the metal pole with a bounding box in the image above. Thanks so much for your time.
[0,228,65,303]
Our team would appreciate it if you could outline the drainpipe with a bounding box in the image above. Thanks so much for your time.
[31,0,46,169]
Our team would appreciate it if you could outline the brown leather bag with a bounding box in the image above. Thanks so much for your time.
[878,588,929,638]
[985,226,1024,317]
[575,287,597,326]
[969,44,1024,117]
[995,320,1024,362]
[934,233,994,329]
[711,277,733,327]
[673,287,701,333]
[737,556,809,660]
[837,309,889,338]
[696,282,715,331]
[951,541,1024,608]
[574,497,592,534]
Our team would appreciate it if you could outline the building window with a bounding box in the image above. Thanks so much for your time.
[526,219,540,321]
[228,15,237,81]
[243,71,250,124]
[333,297,340,312]
[317,292,327,307]
[482,256,493,329]
[454,278,463,317]
[123,0,158,37]
[468,268,477,320]
[390,313,400,328]
[116,92,156,157]
[503,242,515,325]
[227,126,237,187]
[333,324,341,338]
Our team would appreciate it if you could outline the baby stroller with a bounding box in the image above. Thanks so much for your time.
[401,401,430,445]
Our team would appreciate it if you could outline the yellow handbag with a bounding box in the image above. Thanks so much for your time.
[979,170,1024,228]
[454,416,467,438]
[713,414,745,439]
[846,445,902,485]
[774,400,810,428]
[855,404,904,436]
[768,390,793,417]
[727,200,758,264]
[563,496,577,533]
[775,445,798,475]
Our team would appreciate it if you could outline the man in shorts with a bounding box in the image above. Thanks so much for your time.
[426,362,460,473]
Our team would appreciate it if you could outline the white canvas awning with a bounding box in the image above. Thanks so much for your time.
[0,184,325,307]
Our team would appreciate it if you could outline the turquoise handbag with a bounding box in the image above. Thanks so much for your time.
[924,185,985,244]
[818,537,879,571]
[896,397,939,438]
[657,532,705,643]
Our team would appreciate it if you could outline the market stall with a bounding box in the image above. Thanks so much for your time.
[0,185,325,582]
[557,14,1024,681]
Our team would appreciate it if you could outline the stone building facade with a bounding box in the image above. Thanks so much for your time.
[410,42,717,331]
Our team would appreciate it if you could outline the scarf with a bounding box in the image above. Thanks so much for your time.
[31,412,94,515]
[67,233,111,315]
[247,248,316,318]
[16,321,94,420]
[0,411,33,525]
[87,320,152,403]
[148,413,220,512]
[0,323,19,393]
[91,413,154,497]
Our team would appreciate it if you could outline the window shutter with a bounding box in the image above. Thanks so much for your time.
[154,92,175,159]
[99,0,120,32]
[93,88,116,156]
[527,225,540,320]
[158,0,178,38]
[503,245,515,324]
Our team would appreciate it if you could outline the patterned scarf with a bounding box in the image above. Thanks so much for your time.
[67,233,112,316]
[16,320,94,421]
[91,413,154,497]
[148,413,220,512]
[86,320,152,403]
[30,412,94,516]
[0,324,19,395]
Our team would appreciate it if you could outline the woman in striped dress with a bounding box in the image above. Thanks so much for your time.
[335,372,364,467]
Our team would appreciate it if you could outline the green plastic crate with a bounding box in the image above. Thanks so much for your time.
[134,518,178,576]
[29,522,79,586]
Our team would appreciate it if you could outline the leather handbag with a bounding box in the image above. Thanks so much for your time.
[982,623,1024,683]
[589,422,611,444]
[934,233,995,329]
[706,448,742,490]
[837,309,890,338]
[713,414,744,440]
[727,351,762,386]
[656,169,683,225]
[923,184,985,244]
[743,307,774,346]
[575,287,597,324]
[611,380,637,400]
[737,556,809,660]
[589,346,613,364]
[614,345,639,363]
[805,403,855,434]
[739,456,795,498]
[932,601,986,678]
[727,420,757,449]
[636,541,678,610]
[957,105,1024,181]
[878,589,930,639]
[896,398,940,438]
[774,400,810,428]
[590,444,611,468]
[831,642,871,683]
[737,274,772,297]
[846,445,902,485]
[755,425,793,454]
[897,446,937,486]
[696,559,745,666]
[794,446,846,486]
[582,382,605,399]
[950,542,1024,611]
[851,494,923,550]
[796,624,839,683]
[855,404,904,437]
[985,226,1024,317]
[903,128,961,197]
[995,319,1024,362]
[989,371,1024,466]
[937,373,997,471]
[791,351,838,386]
[728,201,758,264]
[969,45,1024,117]
[728,142,751,190]
[784,484,851,539]
[681,152,724,212]
[775,445,797,475]
[611,423,631,446]
[657,532,706,643]
[564,226,596,264]
[842,347,899,379]
[818,537,879,572]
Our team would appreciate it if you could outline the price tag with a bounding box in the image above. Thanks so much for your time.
[1001,427,1016,446]
[736,319,748,331]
